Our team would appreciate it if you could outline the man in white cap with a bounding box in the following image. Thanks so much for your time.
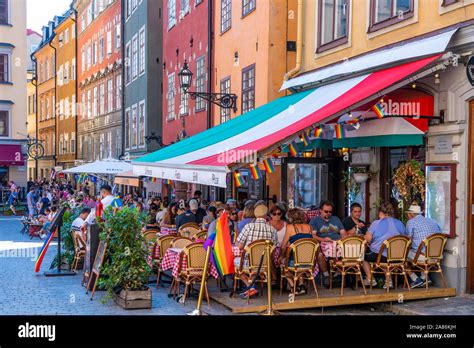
[405,204,442,288]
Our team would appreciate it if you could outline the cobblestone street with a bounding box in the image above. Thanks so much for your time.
[0,217,396,316]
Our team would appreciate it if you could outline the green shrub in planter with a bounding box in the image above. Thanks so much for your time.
[98,206,152,302]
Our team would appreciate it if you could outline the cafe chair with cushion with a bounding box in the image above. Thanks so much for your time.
[370,235,412,293]
[170,236,193,249]
[233,239,274,304]
[155,235,176,288]
[329,236,367,296]
[71,232,86,272]
[408,233,448,289]
[280,238,320,298]
[174,242,210,306]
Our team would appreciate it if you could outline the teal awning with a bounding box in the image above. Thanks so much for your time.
[332,134,424,148]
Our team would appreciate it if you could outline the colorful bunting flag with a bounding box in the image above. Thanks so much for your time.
[334,124,346,139]
[288,140,300,157]
[312,126,323,138]
[233,171,244,187]
[151,177,157,183]
[249,164,262,180]
[263,158,275,174]
[300,131,311,147]
[371,102,385,119]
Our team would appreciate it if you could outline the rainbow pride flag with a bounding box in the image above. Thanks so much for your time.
[234,171,244,187]
[151,177,157,183]
[334,124,346,139]
[288,141,300,157]
[163,179,173,186]
[300,131,310,147]
[249,164,262,180]
[312,126,323,138]
[263,158,275,174]
[372,102,385,119]
[35,229,56,273]
[203,211,234,277]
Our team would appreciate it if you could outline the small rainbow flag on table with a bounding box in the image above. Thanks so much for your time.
[249,164,262,180]
[371,102,385,119]
[288,140,300,157]
[203,211,234,277]
[263,158,275,174]
[234,171,244,187]
[300,131,311,147]
[334,124,346,139]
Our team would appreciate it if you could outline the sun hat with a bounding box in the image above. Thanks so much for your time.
[406,205,423,214]
[254,204,268,218]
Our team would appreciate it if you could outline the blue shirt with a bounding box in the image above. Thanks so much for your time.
[310,216,345,240]
[406,215,441,253]
[238,217,253,232]
[368,217,405,255]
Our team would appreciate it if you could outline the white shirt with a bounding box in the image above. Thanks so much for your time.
[71,217,85,233]
[85,194,115,224]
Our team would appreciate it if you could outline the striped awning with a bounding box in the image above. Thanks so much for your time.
[133,55,440,187]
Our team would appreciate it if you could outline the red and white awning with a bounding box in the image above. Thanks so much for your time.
[134,55,441,187]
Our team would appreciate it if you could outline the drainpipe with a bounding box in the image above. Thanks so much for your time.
[71,6,78,162]
[31,53,39,180]
[120,0,126,160]
[48,39,58,168]
[207,0,212,129]
[283,0,303,81]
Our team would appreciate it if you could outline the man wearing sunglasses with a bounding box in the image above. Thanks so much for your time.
[309,200,346,242]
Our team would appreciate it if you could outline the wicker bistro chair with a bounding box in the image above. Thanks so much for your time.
[178,222,200,236]
[370,235,412,293]
[179,226,201,239]
[170,237,193,249]
[71,232,86,272]
[193,230,208,241]
[143,229,159,243]
[280,238,320,298]
[233,239,275,304]
[408,233,448,289]
[329,236,367,296]
[154,235,176,288]
[173,243,211,306]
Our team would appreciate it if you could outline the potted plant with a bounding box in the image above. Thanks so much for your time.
[98,206,152,309]
[393,160,425,223]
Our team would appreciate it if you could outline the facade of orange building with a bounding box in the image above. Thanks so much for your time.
[74,0,122,162]
[213,0,298,202]
[52,11,77,171]
[33,17,64,180]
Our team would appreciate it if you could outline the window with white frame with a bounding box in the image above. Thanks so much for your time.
[65,97,69,118]
[138,100,145,148]
[139,27,145,75]
[115,129,121,158]
[107,30,112,55]
[179,88,188,116]
[64,133,69,154]
[107,78,113,112]
[81,50,85,73]
[0,0,10,24]
[45,96,49,119]
[125,107,130,149]
[59,33,64,47]
[100,133,105,159]
[64,61,69,82]
[59,99,64,119]
[168,0,176,29]
[220,77,231,123]
[99,83,105,115]
[167,73,175,120]
[131,104,138,148]
[64,28,69,44]
[115,24,121,50]
[126,0,132,18]
[116,74,122,109]
[220,0,231,33]
[71,132,76,154]
[87,45,91,69]
[181,0,190,16]
[59,134,64,155]
[0,107,10,137]
[45,60,50,80]
[99,36,104,62]
[87,89,92,118]
[195,56,206,111]
[125,42,131,84]
[71,58,76,80]
[132,34,138,80]
[93,86,98,117]
[242,0,256,16]
[0,52,10,83]
[107,131,112,158]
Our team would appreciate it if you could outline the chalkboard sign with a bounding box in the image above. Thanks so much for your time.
[86,240,108,300]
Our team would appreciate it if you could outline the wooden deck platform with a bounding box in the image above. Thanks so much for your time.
[210,286,457,314]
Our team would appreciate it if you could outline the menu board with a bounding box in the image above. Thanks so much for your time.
[425,164,456,237]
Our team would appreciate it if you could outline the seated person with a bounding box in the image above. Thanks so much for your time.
[38,207,55,239]
[405,205,442,288]
[71,207,91,247]
[310,200,346,242]
[362,202,405,289]
[342,202,368,236]
[143,215,159,231]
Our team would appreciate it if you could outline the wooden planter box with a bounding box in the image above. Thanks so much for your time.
[113,288,152,309]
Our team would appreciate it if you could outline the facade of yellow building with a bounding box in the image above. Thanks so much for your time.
[0,0,27,188]
[52,12,77,172]
[212,0,298,202]
[281,0,474,293]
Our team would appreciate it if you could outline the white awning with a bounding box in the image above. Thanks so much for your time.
[62,158,132,175]
[280,29,457,91]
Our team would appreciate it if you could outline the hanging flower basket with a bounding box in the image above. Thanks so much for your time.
[353,172,369,184]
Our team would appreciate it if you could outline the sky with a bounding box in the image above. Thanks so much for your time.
[27,0,72,33]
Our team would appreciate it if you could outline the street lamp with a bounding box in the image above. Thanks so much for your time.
[178,60,238,113]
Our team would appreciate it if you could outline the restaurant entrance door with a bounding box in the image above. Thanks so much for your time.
[467,101,474,293]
